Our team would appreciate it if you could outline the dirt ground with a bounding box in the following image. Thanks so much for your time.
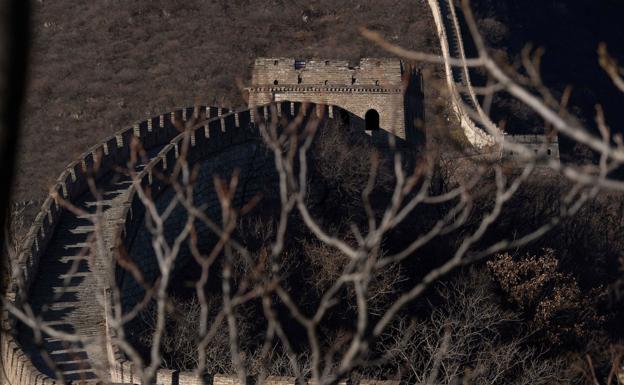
[14,0,437,205]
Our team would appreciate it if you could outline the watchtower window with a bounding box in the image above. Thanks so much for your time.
[365,109,380,131]
[325,60,330,65]
[298,75,303,84]
[294,60,306,70]
[274,60,279,65]
[547,148,552,156]
[273,80,279,85]
[351,76,356,85]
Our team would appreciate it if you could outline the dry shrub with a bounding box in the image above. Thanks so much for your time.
[302,238,348,295]
[488,249,605,346]
[3,200,36,292]
[139,297,282,375]
[138,295,309,376]
[302,237,404,317]
[381,268,570,385]
[313,120,392,199]
[478,17,509,45]
[139,296,235,372]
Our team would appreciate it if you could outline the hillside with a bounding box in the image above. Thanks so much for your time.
[3,1,624,384]
[14,0,436,204]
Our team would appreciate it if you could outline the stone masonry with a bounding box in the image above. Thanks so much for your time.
[248,58,413,140]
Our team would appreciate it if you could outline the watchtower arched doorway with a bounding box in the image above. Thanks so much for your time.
[365,109,380,131]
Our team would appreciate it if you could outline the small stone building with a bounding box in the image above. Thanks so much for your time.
[247,57,424,143]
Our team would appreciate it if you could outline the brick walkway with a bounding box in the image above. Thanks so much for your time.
[19,170,138,383]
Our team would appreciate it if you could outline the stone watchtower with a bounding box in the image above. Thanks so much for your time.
[248,58,423,143]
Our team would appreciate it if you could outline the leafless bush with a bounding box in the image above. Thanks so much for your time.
[5,1,624,384]
[477,17,508,45]
[381,268,570,385]
[488,249,605,346]
[2,201,35,293]
[312,119,393,199]
[138,295,250,374]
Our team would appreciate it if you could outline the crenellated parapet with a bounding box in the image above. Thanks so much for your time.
[247,58,423,142]
[105,101,378,385]
[1,104,224,385]
[104,102,406,385]
[0,98,384,385]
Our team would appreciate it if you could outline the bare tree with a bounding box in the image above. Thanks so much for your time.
[3,1,624,384]
[380,268,569,385]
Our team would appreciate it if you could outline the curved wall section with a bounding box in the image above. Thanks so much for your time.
[106,102,360,385]
[428,0,498,149]
[4,98,397,385]
[2,105,224,384]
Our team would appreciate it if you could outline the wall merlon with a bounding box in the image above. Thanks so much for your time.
[358,380,400,385]
[159,152,168,171]
[213,374,241,385]
[92,144,104,161]
[264,375,296,385]
[115,133,124,148]
[59,179,69,198]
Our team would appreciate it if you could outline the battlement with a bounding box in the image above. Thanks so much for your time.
[248,57,424,142]
[251,57,403,88]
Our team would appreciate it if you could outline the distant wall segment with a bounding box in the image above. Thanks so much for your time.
[429,0,560,161]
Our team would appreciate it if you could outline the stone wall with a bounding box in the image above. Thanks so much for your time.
[1,104,216,385]
[2,98,389,385]
[1,333,55,385]
[429,0,560,161]
[502,134,560,164]
[106,102,403,385]
[114,108,270,313]
[248,58,408,139]
[428,0,498,150]
[108,102,311,385]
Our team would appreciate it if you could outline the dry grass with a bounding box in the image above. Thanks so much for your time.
[15,0,437,204]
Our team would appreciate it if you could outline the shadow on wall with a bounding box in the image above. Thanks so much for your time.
[339,108,411,148]
[115,103,410,318]
[107,103,422,380]
[403,66,426,146]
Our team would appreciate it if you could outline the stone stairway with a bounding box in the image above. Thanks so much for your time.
[18,169,139,383]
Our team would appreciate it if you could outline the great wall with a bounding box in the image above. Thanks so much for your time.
[428,0,559,160]
[2,1,566,384]
[1,102,395,385]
